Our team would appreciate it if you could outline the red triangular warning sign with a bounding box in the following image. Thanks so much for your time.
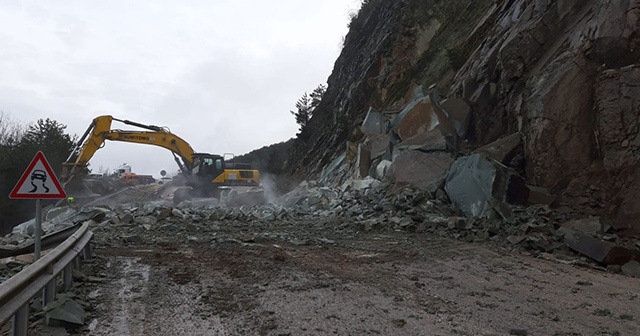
[9,151,67,199]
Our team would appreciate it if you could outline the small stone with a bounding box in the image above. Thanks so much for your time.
[290,239,309,246]
[507,235,527,245]
[620,314,634,321]
[576,280,593,286]
[120,213,133,224]
[240,235,255,243]
[72,269,87,282]
[398,217,414,228]
[391,319,406,328]
[593,308,612,316]
[509,329,528,335]
[171,208,185,219]
[184,223,199,232]
[259,213,276,221]
[621,260,640,277]
[123,235,143,243]
[561,217,602,235]
[156,208,172,220]
[45,298,85,327]
[135,216,157,226]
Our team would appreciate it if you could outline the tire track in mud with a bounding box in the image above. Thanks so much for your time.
[85,252,227,336]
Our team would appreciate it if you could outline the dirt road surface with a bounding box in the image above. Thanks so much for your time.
[74,220,640,336]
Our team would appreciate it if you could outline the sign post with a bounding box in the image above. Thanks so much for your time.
[9,151,67,260]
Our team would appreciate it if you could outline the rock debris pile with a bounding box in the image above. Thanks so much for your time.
[3,163,640,281]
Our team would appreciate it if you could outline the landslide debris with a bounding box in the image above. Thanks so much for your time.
[4,173,639,284]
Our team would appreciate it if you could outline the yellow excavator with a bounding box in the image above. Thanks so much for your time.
[62,115,260,204]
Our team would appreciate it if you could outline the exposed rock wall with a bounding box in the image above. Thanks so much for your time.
[286,0,496,176]
[287,0,640,230]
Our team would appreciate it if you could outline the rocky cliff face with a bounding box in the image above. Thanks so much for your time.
[286,0,640,232]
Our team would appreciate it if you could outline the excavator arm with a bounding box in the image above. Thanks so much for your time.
[62,115,197,179]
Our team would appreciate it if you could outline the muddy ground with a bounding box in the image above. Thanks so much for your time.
[68,218,640,336]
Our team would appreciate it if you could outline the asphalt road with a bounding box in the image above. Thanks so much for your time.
[76,229,640,336]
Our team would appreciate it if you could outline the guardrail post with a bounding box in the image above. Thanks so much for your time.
[11,305,28,336]
[44,280,56,306]
[73,256,80,270]
[82,243,91,260]
[63,264,72,291]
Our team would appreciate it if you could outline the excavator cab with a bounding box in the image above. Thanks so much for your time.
[188,152,259,190]
[191,153,224,182]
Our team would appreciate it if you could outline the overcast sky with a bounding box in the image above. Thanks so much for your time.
[0,0,361,177]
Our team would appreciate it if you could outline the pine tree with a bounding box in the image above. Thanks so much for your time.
[290,84,327,135]
[310,84,326,109]
[290,92,312,132]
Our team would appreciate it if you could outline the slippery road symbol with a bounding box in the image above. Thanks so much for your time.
[29,169,50,193]
[9,151,66,199]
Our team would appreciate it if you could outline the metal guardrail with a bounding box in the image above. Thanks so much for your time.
[0,222,93,336]
[0,223,84,259]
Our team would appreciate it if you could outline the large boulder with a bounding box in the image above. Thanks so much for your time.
[368,134,391,159]
[376,160,393,180]
[360,107,389,137]
[440,97,471,137]
[473,133,521,165]
[395,129,447,153]
[444,154,529,218]
[355,143,371,178]
[319,154,346,185]
[391,96,439,141]
[561,228,638,265]
[392,151,453,192]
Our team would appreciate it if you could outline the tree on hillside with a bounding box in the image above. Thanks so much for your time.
[291,84,326,134]
[291,93,312,133]
[310,84,326,109]
[19,118,76,175]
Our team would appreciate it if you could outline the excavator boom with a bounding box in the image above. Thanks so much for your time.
[63,115,196,178]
